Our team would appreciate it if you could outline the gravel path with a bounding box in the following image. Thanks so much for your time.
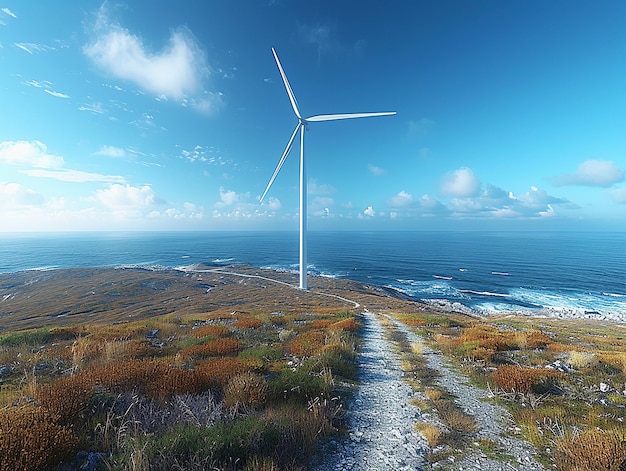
[312,310,428,471]
[313,310,550,471]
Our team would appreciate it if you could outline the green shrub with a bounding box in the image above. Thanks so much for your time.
[267,365,330,403]
[239,345,283,363]
[0,328,53,347]
[150,416,280,466]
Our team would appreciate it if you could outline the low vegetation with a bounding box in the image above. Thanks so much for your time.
[0,268,360,471]
[2,267,625,470]
[391,311,626,470]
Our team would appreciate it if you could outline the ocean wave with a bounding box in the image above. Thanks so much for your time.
[391,279,470,300]
[473,302,537,315]
[212,257,234,263]
[459,289,508,297]
[432,275,453,280]
[491,271,511,276]
[22,266,59,272]
[260,264,299,275]
[509,287,626,318]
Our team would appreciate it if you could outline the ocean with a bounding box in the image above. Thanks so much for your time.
[0,231,624,321]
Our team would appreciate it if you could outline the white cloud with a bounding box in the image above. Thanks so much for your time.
[218,187,239,206]
[363,206,375,217]
[44,89,70,99]
[387,190,413,207]
[298,23,337,63]
[553,159,624,187]
[84,9,209,102]
[149,204,205,221]
[2,8,17,19]
[517,186,570,208]
[267,196,282,211]
[408,118,434,138]
[95,184,156,208]
[444,184,575,220]
[178,145,231,165]
[449,197,483,213]
[21,169,125,183]
[440,167,480,197]
[23,79,50,88]
[538,204,557,218]
[490,208,521,218]
[14,43,54,54]
[368,164,386,176]
[0,182,44,207]
[308,179,335,195]
[0,140,64,168]
[189,93,224,115]
[418,194,446,212]
[311,196,334,216]
[95,145,126,158]
[216,187,251,209]
[79,102,107,114]
[608,187,626,204]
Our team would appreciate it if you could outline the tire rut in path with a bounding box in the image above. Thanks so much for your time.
[312,310,428,471]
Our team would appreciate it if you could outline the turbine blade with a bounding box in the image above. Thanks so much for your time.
[260,123,300,203]
[306,111,396,122]
[272,48,302,120]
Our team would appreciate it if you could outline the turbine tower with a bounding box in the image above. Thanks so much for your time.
[260,48,395,290]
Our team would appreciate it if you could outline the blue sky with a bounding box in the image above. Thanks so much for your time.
[1,1,624,232]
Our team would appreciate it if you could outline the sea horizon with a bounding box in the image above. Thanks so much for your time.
[1,230,624,322]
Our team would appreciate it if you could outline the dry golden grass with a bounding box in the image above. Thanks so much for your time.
[224,372,268,408]
[0,404,78,471]
[424,388,442,401]
[329,317,358,332]
[553,428,626,471]
[195,357,251,388]
[410,342,423,355]
[310,319,334,329]
[244,456,281,471]
[289,330,326,357]
[434,400,478,435]
[35,375,93,425]
[181,337,240,359]
[493,365,563,394]
[567,350,598,369]
[233,317,263,329]
[599,351,626,374]
[414,422,441,447]
[192,325,231,338]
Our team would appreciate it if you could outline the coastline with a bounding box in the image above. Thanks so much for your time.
[1,231,624,322]
[0,265,624,334]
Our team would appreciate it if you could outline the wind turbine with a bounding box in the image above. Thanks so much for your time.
[260,47,395,290]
